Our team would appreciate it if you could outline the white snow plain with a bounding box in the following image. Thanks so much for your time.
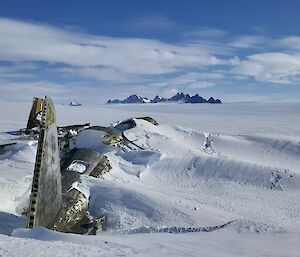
[0,101,299,256]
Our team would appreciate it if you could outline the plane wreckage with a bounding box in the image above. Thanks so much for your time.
[0,96,158,235]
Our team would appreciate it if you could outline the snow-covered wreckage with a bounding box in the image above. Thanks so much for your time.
[1,96,158,235]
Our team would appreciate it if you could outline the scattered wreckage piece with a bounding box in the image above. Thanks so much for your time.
[1,98,44,142]
[58,123,91,133]
[114,116,158,132]
[58,123,91,153]
[26,97,43,130]
[136,116,158,126]
[87,124,144,150]
[62,148,111,179]
[113,117,158,150]
[0,142,17,155]
[86,126,124,146]
[51,188,89,234]
[86,116,160,149]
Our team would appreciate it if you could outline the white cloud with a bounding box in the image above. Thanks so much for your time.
[0,79,119,104]
[57,66,137,82]
[0,80,68,101]
[188,81,216,89]
[230,35,267,48]
[276,36,300,51]
[0,18,225,81]
[232,52,300,84]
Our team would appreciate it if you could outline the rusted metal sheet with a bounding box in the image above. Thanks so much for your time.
[26,97,43,130]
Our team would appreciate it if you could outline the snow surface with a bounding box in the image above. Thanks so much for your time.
[67,161,88,173]
[0,101,299,256]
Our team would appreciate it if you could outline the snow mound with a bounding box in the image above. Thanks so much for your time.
[0,141,36,215]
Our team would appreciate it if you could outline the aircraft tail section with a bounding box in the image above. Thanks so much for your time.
[27,96,62,229]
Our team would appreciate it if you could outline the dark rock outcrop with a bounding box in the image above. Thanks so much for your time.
[107,92,222,104]
[151,95,167,103]
[189,94,207,103]
[207,97,222,104]
[108,94,150,104]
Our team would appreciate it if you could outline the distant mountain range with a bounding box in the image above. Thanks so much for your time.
[107,93,222,104]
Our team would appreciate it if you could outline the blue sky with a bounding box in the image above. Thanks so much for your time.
[0,0,300,103]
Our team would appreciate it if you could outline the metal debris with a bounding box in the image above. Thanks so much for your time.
[21,96,158,234]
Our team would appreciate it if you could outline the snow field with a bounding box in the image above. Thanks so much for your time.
[0,101,299,256]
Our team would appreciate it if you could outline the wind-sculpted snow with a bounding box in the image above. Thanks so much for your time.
[0,102,300,256]
[124,220,235,234]
[121,119,299,189]
[0,140,35,215]
[10,226,300,257]
[96,119,299,235]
